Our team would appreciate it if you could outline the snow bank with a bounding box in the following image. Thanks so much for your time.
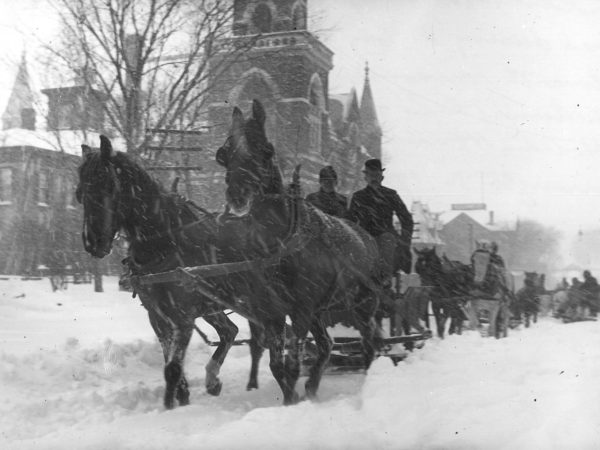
[1,277,599,449]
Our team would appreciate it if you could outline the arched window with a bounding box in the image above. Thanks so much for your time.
[233,69,279,147]
[292,4,307,30]
[307,74,324,154]
[252,3,272,33]
[348,123,360,165]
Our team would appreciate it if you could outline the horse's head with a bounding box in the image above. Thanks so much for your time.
[76,135,123,258]
[215,99,279,216]
[414,247,441,280]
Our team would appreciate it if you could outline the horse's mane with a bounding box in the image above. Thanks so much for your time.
[244,118,284,196]
[264,154,284,195]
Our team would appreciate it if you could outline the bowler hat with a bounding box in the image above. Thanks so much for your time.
[319,165,338,180]
[363,158,385,172]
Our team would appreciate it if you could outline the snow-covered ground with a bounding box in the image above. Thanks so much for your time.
[1,276,599,449]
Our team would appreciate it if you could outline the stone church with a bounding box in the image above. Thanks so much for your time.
[183,0,382,209]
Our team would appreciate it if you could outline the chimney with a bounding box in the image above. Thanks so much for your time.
[489,211,495,226]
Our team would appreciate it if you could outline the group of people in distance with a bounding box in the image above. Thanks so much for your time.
[556,270,599,321]
[305,159,413,294]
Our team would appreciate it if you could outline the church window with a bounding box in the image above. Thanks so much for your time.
[307,74,324,154]
[292,4,307,30]
[65,179,77,209]
[308,114,321,153]
[0,168,12,203]
[252,3,272,33]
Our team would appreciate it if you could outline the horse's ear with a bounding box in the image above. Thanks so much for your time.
[252,99,266,129]
[216,147,228,167]
[99,135,113,160]
[232,107,244,140]
[81,144,92,157]
[171,177,180,193]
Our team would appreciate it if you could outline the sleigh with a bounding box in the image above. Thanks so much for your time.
[132,262,432,373]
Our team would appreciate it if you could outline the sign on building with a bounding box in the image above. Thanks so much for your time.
[451,203,487,211]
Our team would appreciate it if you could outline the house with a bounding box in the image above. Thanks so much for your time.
[410,201,444,249]
[0,55,109,275]
[439,211,513,265]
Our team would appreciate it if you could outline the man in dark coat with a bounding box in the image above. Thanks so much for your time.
[580,270,599,316]
[305,165,348,218]
[347,159,414,278]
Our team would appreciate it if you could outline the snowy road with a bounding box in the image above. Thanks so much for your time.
[1,277,599,449]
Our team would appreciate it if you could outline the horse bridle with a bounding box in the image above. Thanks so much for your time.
[78,159,123,253]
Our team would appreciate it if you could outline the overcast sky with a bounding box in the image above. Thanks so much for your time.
[1,0,599,237]
[315,0,600,236]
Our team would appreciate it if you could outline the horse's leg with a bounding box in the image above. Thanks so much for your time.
[355,289,378,369]
[202,312,239,396]
[431,301,445,338]
[163,320,194,409]
[145,306,190,408]
[265,318,299,405]
[448,307,456,335]
[247,320,265,391]
[285,319,309,402]
[305,318,333,400]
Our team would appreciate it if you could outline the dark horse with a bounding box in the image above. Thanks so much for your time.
[77,135,257,409]
[512,272,541,327]
[414,247,470,338]
[215,100,381,404]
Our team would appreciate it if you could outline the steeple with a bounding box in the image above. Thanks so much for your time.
[360,62,380,132]
[359,62,382,158]
[2,52,36,130]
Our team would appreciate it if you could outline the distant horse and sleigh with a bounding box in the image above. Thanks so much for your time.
[77,99,548,409]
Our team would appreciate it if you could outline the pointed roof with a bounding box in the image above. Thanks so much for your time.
[2,52,36,130]
[359,62,381,134]
[329,88,361,133]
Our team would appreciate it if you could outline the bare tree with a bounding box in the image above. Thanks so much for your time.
[46,0,255,157]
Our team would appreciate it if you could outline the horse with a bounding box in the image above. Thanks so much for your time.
[215,99,381,405]
[76,135,261,409]
[414,248,470,338]
[512,272,541,327]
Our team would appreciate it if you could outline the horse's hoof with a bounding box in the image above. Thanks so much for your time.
[164,395,176,410]
[283,391,300,405]
[177,396,190,406]
[246,381,258,391]
[207,380,223,396]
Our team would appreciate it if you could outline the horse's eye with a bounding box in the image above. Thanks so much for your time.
[216,146,228,167]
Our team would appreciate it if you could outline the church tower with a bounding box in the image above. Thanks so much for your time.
[206,0,334,183]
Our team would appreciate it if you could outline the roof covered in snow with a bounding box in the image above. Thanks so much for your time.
[0,128,101,156]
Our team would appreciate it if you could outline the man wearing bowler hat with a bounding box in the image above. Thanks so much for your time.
[305,165,348,218]
[348,158,414,281]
